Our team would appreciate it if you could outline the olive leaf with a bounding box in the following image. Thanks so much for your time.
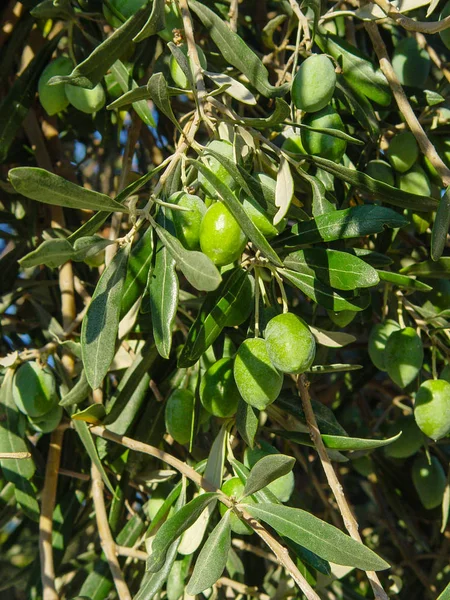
[120,226,153,318]
[19,239,75,269]
[109,60,156,127]
[204,70,257,105]
[273,430,402,452]
[401,257,450,278]
[243,454,295,497]
[275,155,294,226]
[133,0,166,43]
[59,371,90,407]
[276,392,348,436]
[431,186,450,261]
[377,270,432,292]
[147,73,183,132]
[236,399,258,449]
[234,97,290,129]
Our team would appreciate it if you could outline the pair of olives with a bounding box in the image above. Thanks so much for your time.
[38,57,106,116]
[368,320,424,388]
[12,361,62,433]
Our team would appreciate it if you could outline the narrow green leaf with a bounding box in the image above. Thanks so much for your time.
[72,236,114,262]
[81,244,130,389]
[19,239,74,269]
[191,159,283,266]
[335,80,379,139]
[147,493,220,572]
[243,454,295,497]
[204,70,257,105]
[281,268,370,312]
[351,248,393,267]
[59,371,90,407]
[236,399,258,449]
[115,160,168,205]
[284,248,379,291]
[302,156,437,212]
[107,85,150,110]
[286,121,364,145]
[50,5,152,89]
[152,219,221,292]
[309,364,362,373]
[275,155,294,225]
[243,503,390,570]
[109,60,156,127]
[133,0,166,42]
[262,14,287,49]
[277,205,408,247]
[431,186,450,261]
[301,0,320,42]
[273,430,402,452]
[149,241,178,359]
[233,97,290,129]
[120,226,153,317]
[188,0,289,98]
[147,72,182,132]
[14,478,40,522]
[9,168,128,213]
[186,511,232,595]
[437,582,450,600]
[178,268,253,367]
[72,420,115,495]
[276,392,347,436]
[168,42,195,89]
[400,257,450,278]
[72,404,106,424]
[377,270,432,292]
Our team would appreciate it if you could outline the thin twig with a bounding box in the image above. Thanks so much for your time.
[0,452,31,459]
[371,0,450,33]
[228,0,239,32]
[296,375,389,600]
[116,545,148,561]
[39,426,65,600]
[91,463,131,600]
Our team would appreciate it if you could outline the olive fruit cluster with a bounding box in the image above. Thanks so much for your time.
[12,361,62,433]
[368,320,424,388]
[38,57,106,116]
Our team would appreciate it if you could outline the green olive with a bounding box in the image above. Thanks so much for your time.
[411,454,446,510]
[169,43,207,90]
[368,319,400,371]
[244,442,294,502]
[291,54,336,113]
[28,405,63,434]
[327,310,357,327]
[392,37,430,88]
[219,477,254,535]
[169,192,206,250]
[65,82,106,114]
[38,56,73,116]
[199,202,247,266]
[385,327,424,388]
[282,134,307,156]
[264,313,316,374]
[384,416,424,459]
[364,160,395,187]
[165,388,195,445]
[200,357,240,418]
[198,140,236,198]
[157,1,183,42]
[103,0,148,28]
[387,132,419,173]
[300,106,347,162]
[241,192,283,239]
[414,379,450,441]
[233,338,283,410]
[13,361,58,418]
[397,164,432,197]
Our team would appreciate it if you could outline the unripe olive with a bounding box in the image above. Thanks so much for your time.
[28,405,63,434]
[198,140,236,198]
[200,357,240,418]
[301,106,347,162]
[233,338,283,410]
[392,37,430,88]
[38,56,73,115]
[398,164,432,197]
[327,310,357,327]
[365,160,395,187]
[65,82,106,114]
[368,320,400,371]
[384,416,424,459]
[414,379,450,441]
[244,442,294,502]
[169,43,207,89]
[265,313,316,374]
[387,132,419,173]
[291,54,336,113]
[199,202,247,266]
[412,454,446,510]
[282,134,307,156]
[13,361,58,418]
[103,0,148,28]
[385,327,424,388]
[440,1,450,49]
[219,477,254,535]
[165,388,195,445]
[169,192,206,250]
[241,192,283,239]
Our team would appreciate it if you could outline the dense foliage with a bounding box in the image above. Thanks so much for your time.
[1,0,450,599]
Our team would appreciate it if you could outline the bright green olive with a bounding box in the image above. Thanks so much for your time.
[301,106,347,162]
[198,140,236,198]
[233,338,283,410]
[327,310,357,327]
[385,327,424,388]
[244,442,294,502]
[291,54,336,113]
[440,1,450,49]
[200,357,240,418]
[387,132,419,173]
[169,43,207,90]
[282,134,307,156]
[368,319,400,371]
[38,56,73,116]
[412,454,446,510]
[265,313,316,374]
[219,477,254,535]
[165,388,195,445]
[414,379,450,441]
[384,416,424,459]
[365,160,395,187]
[65,82,106,114]
[103,0,148,28]
[199,202,247,266]
[398,164,432,196]
[13,361,58,418]
[28,405,63,434]
[241,192,283,239]
[392,37,430,88]
[169,192,206,250]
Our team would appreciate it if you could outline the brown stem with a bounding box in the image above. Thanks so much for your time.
[297,375,389,600]
[371,0,450,34]
[39,426,65,600]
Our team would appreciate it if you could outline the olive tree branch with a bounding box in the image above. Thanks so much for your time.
[370,0,450,33]
[365,20,450,188]
[88,425,320,600]
[296,375,389,600]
